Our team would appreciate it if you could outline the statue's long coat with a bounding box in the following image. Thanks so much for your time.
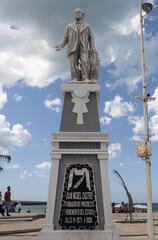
[59,22,95,57]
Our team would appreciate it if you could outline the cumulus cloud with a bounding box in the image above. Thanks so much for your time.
[104,95,134,118]
[0,21,69,88]
[34,170,49,178]
[0,0,157,93]
[128,116,144,134]
[0,147,8,155]
[13,93,22,102]
[128,108,158,142]
[34,162,51,178]
[129,135,143,141]
[109,143,121,159]
[19,170,32,180]
[148,87,158,114]
[100,116,111,125]
[35,161,51,170]
[112,14,140,36]
[44,97,61,112]
[0,85,7,109]
[5,164,20,169]
[150,115,158,141]
[128,115,144,141]
[0,114,31,154]
[37,173,49,178]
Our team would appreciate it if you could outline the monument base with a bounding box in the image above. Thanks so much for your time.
[39,228,119,240]
[38,84,120,240]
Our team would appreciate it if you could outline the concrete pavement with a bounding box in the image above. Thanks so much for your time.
[0,213,158,240]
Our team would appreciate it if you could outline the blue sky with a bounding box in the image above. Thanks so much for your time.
[0,0,158,203]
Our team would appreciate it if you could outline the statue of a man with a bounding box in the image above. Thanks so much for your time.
[55,8,100,83]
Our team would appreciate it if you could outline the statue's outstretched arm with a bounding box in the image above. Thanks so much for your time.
[55,25,69,51]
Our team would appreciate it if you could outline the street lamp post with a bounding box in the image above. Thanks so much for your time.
[136,1,155,240]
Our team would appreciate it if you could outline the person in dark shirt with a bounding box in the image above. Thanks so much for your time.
[4,186,11,216]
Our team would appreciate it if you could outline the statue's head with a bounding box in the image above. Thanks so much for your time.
[74,8,85,20]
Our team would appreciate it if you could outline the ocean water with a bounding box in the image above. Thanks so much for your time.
[152,203,158,213]
[21,204,46,213]
[21,203,158,213]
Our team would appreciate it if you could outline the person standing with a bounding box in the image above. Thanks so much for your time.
[120,201,124,213]
[4,186,11,216]
[0,191,4,216]
[111,202,115,213]
[15,201,22,213]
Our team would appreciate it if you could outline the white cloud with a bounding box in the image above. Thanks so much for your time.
[148,87,158,114]
[112,14,140,36]
[150,115,158,141]
[129,135,143,141]
[144,87,158,141]
[5,164,20,169]
[13,93,22,102]
[100,116,111,125]
[20,170,32,180]
[0,114,31,154]
[0,22,69,88]
[34,164,50,177]
[104,95,134,118]
[0,147,8,155]
[109,143,121,159]
[119,162,124,167]
[106,46,118,63]
[128,115,144,141]
[125,50,133,60]
[34,170,49,178]
[36,172,49,178]
[44,98,61,112]
[35,161,51,170]
[20,170,27,180]
[105,76,142,93]
[0,85,7,109]
[128,113,158,142]
[128,116,144,134]
[100,13,158,93]
[0,1,157,94]
[53,107,60,112]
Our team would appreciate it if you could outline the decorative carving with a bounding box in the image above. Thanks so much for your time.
[70,86,90,124]
[71,92,89,124]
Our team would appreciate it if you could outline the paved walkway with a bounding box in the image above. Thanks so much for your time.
[0,213,158,240]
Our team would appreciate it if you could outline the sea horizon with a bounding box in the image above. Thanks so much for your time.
[18,203,158,214]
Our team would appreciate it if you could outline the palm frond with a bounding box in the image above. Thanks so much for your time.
[113,169,134,222]
[0,155,11,162]
[0,167,4,172]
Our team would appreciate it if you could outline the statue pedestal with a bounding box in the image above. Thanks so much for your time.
[38,84,120,240]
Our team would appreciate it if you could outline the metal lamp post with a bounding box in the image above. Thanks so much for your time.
[136,1,155,240]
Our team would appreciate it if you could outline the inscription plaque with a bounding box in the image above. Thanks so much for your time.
[58,163,99,230]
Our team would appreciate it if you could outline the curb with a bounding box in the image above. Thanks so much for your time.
[0,228,42,236]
